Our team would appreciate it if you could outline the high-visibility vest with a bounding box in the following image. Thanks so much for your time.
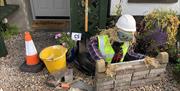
[98,35,115,64]
[120,42,130,62]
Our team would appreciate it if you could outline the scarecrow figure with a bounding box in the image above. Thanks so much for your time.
[87,14,145,64]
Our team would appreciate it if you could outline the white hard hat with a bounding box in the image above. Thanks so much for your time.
[116,14,136,32]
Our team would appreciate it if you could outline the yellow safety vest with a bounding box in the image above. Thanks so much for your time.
[120,42,130,62]
[98,35,115,64]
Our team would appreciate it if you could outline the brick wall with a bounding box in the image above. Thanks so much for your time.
[96,52,169,91]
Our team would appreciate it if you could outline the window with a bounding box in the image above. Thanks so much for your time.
[128,0,178,3]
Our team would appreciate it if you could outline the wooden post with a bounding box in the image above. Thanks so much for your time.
[85,0,88,32]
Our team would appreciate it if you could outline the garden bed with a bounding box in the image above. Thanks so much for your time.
[0,31,180,90]
[96,52,169,91]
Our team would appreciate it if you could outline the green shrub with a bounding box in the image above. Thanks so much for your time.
[136,9,180,57]
[1,25,19,39]
[55,32,76,54]
[173,63,180,82]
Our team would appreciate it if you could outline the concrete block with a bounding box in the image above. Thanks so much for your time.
[156,52,169,64]
[132,75,147,80]
[64,69,73,82]
[148,72,165,77]
[113,59,144,67]
[150,68,166,74]
[97,76,114,83]
[116,74,132,80]
[133,63,150,72]
[116,78,131,83]
[96,59,106,73]
[114,60,144,72]
[131,77,162,88]
[97,85,113,91]
[146,77,162,82]
[157,63,167,68]
[97,88,112,91]
[104,89,113,91]
[116,68,134,75]
[114,86,130,91]
[134,70,149,76]
[103,84,114,89]
[96,73,114,82]
[96,73,108,78]
[97,80,114,86]
[115,81,131,87]
[131,79,147,87]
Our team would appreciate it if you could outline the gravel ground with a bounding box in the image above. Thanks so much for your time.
[0,31,180,91]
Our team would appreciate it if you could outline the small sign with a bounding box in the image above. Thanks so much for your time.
[71,32,82,41]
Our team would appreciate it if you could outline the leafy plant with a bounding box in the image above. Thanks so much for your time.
[107,1,121,28]
[0,18,19,39]
[136,9,180,57]
[173,63,180,82]
[55,32,76,54]
[177,25,180,41]
[144,10,179,48]
[1,24,19,39]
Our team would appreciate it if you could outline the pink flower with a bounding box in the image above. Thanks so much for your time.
[55,33,62,39]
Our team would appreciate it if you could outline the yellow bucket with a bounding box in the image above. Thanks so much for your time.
[39,45,68,73]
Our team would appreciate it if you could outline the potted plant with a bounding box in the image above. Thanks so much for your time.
[55,32,76,63]
[136,9,180,59]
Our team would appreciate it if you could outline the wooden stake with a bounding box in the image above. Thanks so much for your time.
[85,0,88,32]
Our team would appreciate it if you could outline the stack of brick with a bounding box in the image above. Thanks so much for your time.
[96,52,169,91]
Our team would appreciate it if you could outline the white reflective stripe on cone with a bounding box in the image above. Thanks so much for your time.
[25,40,38,56]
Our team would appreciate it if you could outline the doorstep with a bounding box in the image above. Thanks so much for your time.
[31,20,70,30]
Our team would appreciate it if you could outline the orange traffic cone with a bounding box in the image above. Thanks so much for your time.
[20,32,44,73]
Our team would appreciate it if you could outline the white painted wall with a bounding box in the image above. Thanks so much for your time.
[110,0,180,16]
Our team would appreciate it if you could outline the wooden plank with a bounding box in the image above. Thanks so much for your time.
[31,20,69,30]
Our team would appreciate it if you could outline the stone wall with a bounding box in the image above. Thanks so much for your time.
[6,0,32,31]
[96,52,169,91]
